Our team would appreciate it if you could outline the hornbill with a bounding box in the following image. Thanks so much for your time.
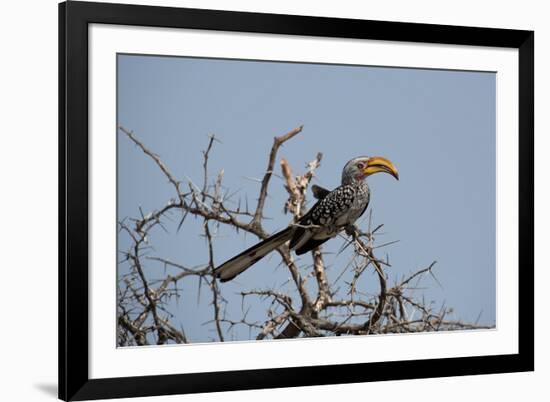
[214,156,399,282]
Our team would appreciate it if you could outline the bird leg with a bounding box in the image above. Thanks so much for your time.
[344,223,360,239]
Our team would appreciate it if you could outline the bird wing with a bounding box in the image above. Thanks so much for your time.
[289,185,357,250]
[286,184,331,252]
[213,227,294,282]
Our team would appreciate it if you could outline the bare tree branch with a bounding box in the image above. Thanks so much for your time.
[252,125,303,229]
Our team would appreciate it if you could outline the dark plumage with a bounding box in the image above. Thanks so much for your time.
[214,156,398,282]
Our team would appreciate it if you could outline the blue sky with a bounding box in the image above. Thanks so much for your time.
[117,54,496,343]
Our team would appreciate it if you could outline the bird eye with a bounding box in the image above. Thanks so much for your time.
[357,162,365,169]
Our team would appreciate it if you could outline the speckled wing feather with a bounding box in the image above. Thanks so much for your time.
[289,183,370,252]
[307,185,358,226]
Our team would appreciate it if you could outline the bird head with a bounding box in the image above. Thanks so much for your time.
[342,156,399,184]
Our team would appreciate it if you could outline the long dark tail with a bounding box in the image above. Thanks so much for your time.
[214,227,293,282]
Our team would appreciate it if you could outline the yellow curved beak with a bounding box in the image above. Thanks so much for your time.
[364,156,399,180]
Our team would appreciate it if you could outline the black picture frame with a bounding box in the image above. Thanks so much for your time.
[59,1,534,400]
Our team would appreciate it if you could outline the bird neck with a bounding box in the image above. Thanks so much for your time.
[341,176,367,187]
[342,175,366,186]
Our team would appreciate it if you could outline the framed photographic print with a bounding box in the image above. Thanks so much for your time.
[59,1,534,400]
